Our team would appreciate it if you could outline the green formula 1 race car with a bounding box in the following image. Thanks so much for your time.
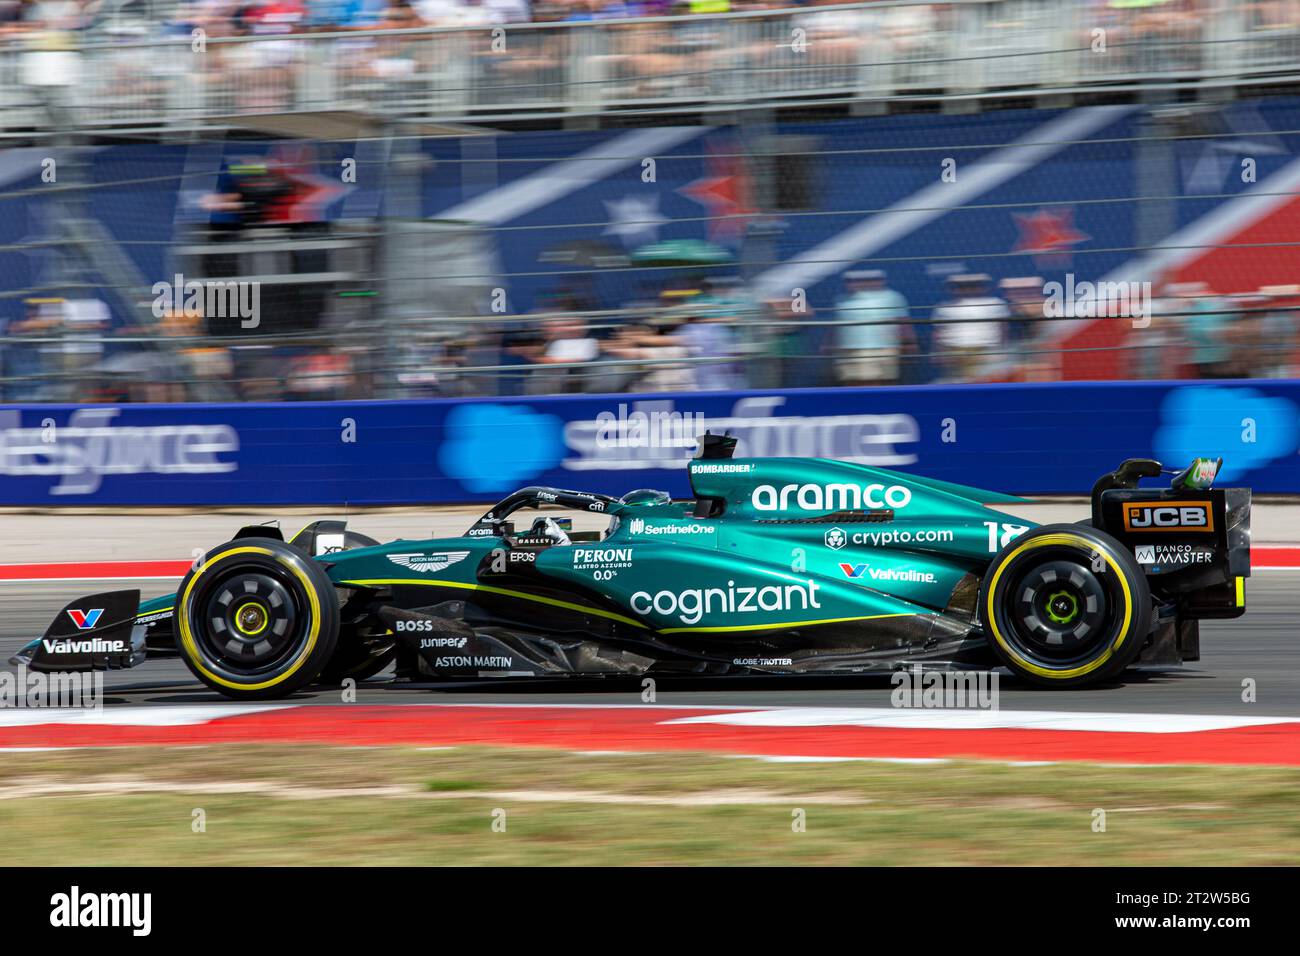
[14,435,1250,699]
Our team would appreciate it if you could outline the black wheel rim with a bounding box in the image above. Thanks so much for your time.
[999,552,1123,667]
[193,563,304,677]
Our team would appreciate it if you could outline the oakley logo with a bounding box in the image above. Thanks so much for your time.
[1122,502,1214,533]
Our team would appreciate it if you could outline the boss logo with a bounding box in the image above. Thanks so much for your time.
[1122,501,1214,533]
[394,619,434,632]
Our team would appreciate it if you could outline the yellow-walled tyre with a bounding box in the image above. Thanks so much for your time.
[174,539,339,700]
[981,524,1151,687]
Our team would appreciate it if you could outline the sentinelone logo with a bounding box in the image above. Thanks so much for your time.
[50,886,150,936]
[0,408,239,495]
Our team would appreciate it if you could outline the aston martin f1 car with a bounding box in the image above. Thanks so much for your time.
[14,435,1250,699]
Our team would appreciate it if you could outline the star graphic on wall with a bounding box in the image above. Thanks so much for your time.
[678,145,757,243]
[603,194,668,247]
[266,143,351,222]
[1012,207,1090,266]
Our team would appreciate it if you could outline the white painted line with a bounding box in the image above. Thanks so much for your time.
[662,707,1300,734]
[0,704,290,728]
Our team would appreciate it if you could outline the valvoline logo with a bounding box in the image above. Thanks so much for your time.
[66,608,104,630]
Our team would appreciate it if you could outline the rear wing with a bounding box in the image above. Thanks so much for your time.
[1090,458,1250,618]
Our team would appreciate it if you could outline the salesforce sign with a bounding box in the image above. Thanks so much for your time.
[1,382,1297,506]
[0,408,239,497]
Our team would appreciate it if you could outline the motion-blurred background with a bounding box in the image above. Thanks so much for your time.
[3,0,1300,405]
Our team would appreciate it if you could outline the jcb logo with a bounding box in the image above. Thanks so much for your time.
[1122,501,1214,533]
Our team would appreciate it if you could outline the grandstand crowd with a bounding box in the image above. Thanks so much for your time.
[1,0,1283,37]
[2,271,1296,403]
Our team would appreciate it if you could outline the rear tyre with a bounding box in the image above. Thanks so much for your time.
[981,524,1151,687]
[175,539,339,700]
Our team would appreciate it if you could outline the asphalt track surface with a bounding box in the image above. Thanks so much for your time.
[2,574,1296,717]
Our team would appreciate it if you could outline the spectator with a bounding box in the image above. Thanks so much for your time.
[1256,285,1299,378]
[1000,276,1055,381]
[497,322,546,396]
[58,298,110,401]
[761,294,829,389]
[535,315,600,393]
[1183,285,1237,379]
[5,299,60,401]
[932,273,1009,381]
[677,307,740,391]
[600,321,694,393]
[833,268,910,387]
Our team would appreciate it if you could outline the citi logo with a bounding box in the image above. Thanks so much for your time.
[752,482,912,513]
[66,608,104,630]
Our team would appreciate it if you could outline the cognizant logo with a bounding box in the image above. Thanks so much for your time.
[631,579,822,625]
[751,482,912,512]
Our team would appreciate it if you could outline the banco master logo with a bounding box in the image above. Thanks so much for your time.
[1122,501,1214,533]
[752,482,912,512]
[631,579,822,625]
[388,551,470,572]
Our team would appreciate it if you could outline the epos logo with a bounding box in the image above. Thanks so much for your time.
[1122,501,1214,533]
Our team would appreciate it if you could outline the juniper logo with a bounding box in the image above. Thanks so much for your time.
[50,886,151,936]
[152,273,260,329]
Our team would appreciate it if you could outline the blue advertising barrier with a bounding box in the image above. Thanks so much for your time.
[1,381,1298,507]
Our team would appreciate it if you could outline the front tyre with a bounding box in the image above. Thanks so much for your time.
[981,524,1151,687]
[175,539,339,699]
